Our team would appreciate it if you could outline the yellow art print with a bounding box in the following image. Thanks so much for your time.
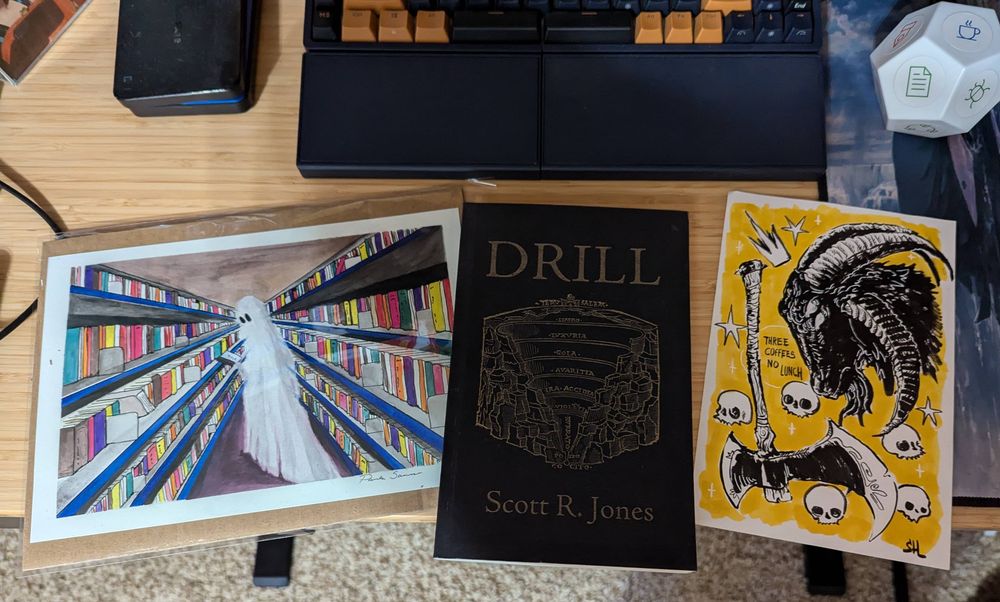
[694,192,955,569]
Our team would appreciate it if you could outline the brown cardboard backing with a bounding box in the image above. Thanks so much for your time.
[22,187,463,572]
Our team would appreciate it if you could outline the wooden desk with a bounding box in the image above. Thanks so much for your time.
[0,0,994,530]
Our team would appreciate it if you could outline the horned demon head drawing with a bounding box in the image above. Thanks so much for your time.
[778,223,952,436]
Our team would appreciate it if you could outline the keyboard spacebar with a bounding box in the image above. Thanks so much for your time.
[544,11,633,43]
[452,11,540,42]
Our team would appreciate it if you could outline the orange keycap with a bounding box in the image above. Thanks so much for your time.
[379,9,414,42]
[344,0,405,13]
[694,10,723,43]
[415,10,450,43]
[701,0,750,15]
[664,12,693,44]
[342,9,378,42]
[634,12,663,44]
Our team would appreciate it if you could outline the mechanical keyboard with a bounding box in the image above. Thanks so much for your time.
[296,0,826,179]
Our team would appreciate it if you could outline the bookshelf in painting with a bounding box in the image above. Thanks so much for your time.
[57,264,243,517]
[268,226,454,475]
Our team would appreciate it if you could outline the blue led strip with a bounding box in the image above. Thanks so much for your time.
[132,373,243,506]
[287,343,444,454]
[57,340,244,517]
[274,320,452,355]
[179,95,246,106]
[62,324,240,414]
[70,286,236,321]
[267,228,432,314]
[295,372,405,471]
[175,386,244,501]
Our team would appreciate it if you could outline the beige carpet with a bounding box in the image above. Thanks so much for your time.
[1,524,998,601]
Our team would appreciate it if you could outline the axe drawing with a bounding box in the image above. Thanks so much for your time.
[720,259,898,541]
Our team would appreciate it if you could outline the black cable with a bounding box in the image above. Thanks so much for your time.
[0,179,64,343]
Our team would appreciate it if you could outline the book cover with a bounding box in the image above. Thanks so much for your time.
[434,202,696,572]
[694,192,956,569]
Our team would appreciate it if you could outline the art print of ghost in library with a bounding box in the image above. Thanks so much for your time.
[235,296,339,483]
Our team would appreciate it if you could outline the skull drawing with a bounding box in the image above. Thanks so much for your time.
[804,484,847,525]
[881,424,924,459]
[780,380,820,418]
[714,390,752,425]
[897,485,931,522]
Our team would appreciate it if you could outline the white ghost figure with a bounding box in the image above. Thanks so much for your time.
[897,485,931,523]
[881,424,924,459]
[714,390,752,425]
[236,296,340,483]
[780,380,820,418]
[804,484,847,525]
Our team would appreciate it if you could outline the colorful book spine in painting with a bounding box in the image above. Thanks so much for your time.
[300,389,371,474]
[276,279,454,335]
[70,266,235,318]
[267,228,419,313]
[281,328,448,412]
[87,370,243,513]
[382,421,437,467]
[62,322,224,385]
[154,377,244,504]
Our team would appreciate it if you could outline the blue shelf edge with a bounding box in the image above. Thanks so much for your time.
[176,385,245,501]
[132,373,244,506]
[287,343,444,454]
[303,408,363,477]
[62,324,240,414]
[295,372,405,471]
[273,320,452,355]
[266,228,432,314]
[71,286,236,321]
[57,340,244,517]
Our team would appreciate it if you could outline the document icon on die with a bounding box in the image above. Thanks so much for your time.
[906,66,933,97]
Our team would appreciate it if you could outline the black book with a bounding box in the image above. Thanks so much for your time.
[434,202,696,572]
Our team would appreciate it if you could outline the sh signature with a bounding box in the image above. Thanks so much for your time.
[903,539,926,559]
[360,471,423,484]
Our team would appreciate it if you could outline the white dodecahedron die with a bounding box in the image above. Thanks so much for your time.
[871,1,1000,138]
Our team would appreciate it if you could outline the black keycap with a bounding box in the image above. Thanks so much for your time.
[408,0,433,8]
[544,10,633,42]
[671,0,699,13]
[724,10,753,43]
[755,10,783,42]
[640,0,670,12]
[453,10,541,40]
[784,0,809,13]
[495,0,522,9]
[438,0,463,11]
[466,0,491,9]
[752,0,780,13]
[784,10,811,42]
[524,0,550,12]
[312,1,337,41]
[582,0,611,10]
[611,0,639,13]
[553,0,580,9]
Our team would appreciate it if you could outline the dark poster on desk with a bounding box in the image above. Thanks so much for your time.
[434,203,696,572]
[826,0,1000,504]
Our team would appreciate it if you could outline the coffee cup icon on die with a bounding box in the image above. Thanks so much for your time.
[871,1,1000,138]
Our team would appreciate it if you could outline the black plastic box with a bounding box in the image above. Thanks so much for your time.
[113,0,259,117]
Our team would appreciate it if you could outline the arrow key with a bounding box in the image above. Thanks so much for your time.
[784,11,811,42]
[755,10,782,43]
[724,10,752,42]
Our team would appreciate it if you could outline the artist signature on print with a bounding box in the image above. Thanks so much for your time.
[903,539,927,558]
[359,471,423,484]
